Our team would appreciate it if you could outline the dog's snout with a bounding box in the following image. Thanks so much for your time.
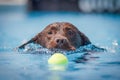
[56,39,66,45]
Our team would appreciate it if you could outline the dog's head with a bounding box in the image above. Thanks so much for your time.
[33,22,91,50]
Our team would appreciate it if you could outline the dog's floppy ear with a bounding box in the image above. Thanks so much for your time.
[78,31,91,45]
[18,39,34,49]
[18,32,45,49]
[33,32,46,47]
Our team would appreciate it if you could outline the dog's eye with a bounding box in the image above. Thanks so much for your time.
[68,30,74,36]
[48,31,52,34]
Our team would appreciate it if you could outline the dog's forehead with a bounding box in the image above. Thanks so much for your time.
[62,22,75,28]
[61,23,79,32]
[45,23,60,30]
[49,22,74,28]
[47,22,76,29]
[50,23,59,27]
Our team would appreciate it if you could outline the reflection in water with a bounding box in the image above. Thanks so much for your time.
[48,64,67,71]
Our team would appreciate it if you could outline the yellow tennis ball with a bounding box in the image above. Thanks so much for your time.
[48,53,68,65]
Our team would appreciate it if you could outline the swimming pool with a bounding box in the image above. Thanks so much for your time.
[0,6,120,80]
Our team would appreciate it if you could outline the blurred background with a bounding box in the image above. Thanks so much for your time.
[0,0,120,12]
[0,0,120,50]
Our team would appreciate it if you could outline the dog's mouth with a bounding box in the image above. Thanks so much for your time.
[46,41,76,50]
[49,45,75,50]
[56,43,76,50]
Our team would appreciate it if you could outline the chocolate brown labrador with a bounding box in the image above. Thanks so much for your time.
[18,22,91,50]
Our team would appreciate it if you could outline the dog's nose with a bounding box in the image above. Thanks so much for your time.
[56,39,67,45]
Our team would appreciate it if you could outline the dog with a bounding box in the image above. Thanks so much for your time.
[18,22,91,50]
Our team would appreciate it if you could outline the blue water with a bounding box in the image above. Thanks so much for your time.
[0,6,120,80]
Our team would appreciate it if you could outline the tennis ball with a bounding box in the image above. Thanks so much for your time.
[48,53,68,65]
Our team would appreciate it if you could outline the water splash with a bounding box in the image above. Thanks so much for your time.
[17,43,106,55]
[102,40,120,53]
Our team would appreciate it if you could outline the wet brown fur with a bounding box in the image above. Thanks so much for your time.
[19,22,91,50]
